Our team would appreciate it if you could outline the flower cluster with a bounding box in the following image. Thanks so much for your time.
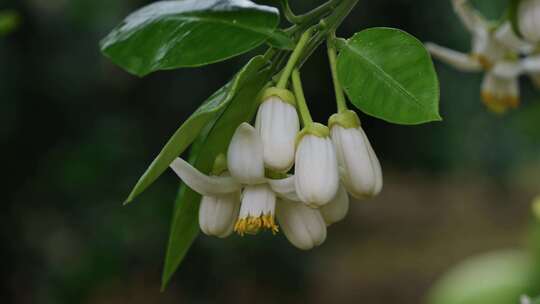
[169,83,382,250]
[426,0,540,113]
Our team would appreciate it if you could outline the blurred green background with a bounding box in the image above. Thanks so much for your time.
[2,0,540,303]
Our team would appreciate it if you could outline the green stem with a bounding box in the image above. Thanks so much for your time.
[291,69,313,126]
[281,0,340,25]
[327,34,348,113]
[280,0,303,24]
[298,0,359,67]
[277,28,314,89]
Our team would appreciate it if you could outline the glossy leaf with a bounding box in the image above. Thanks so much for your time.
[100,0,280,76]
[125,55,268,204]
[337,27,441,125]
[161,61,272,290]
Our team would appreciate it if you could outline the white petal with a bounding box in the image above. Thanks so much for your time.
[276,199,327,250]
[491,60,523,78]
[471,31,507,66]
[482,72,519,99]
[518,0,540,43]
[481,71,520,112]
[239,184,276,219]
[452,0,489,34]
[170,158,241,196]
[227,122,265,184]
[425,43,482,72]
[267,175,300,202]
[320,184,349,226]
[494,22,534,54]
[255,97,300,171]
[199,192,240,238]
[295,135,339,207]
[331,125,383,199]
[521,55,540,73]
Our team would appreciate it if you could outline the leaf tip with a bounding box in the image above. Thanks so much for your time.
[160,283,167,293]
[123,190,137,205]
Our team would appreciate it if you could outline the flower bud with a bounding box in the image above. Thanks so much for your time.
[481,71,519,114]
[227,122,265,184]
[294,123,339,208]
[234,184,278,236]
[256,88,300,172]
[320,184,349,226]
[518,0,540,44]
[329,111,383,199]
[276,199,327,250]
[199,191,241,238]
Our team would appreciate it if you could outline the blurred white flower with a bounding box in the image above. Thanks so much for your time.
[521,295,532,304]
[426,0,535,113]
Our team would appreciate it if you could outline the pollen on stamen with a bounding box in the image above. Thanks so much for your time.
[481,91,519,113]
[471,53,493,70]
[234,214,279,236]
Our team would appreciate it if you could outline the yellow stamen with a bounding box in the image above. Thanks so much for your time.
[234,214,279,236]
[471,53,493,70]
[481,91,519,114]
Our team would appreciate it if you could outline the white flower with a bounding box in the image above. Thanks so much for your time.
[276,199,327,250]
[227,122,265,185]
[255,88,300,172]
[427,1,532,113]
[170,122,335,249]
[170,158,241,238]
[521,295,532,304]
[234,184,278,235]
[481,61,521,113]
[295,123,339,208]
[329,111,382,199]
[320,184,349,226]
[518,0,540,44]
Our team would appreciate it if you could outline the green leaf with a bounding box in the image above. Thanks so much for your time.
[337,27,441,125]
[161,60,272,290]
[125,55,268,204]
[427,250,533,304]
[100,0,280,76]
[160,181,200,292]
